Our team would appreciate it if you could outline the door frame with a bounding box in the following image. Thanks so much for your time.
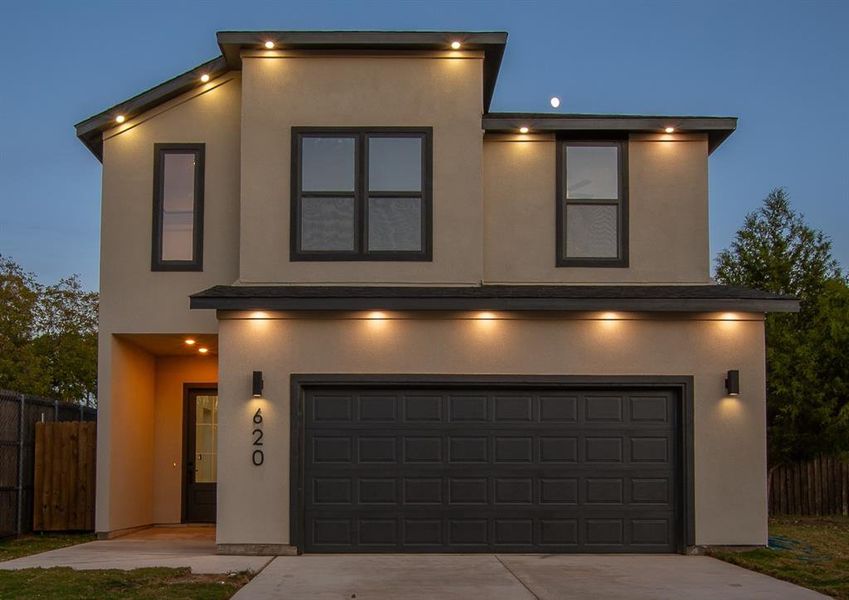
[182,383,219,524]
[289,374,695,554]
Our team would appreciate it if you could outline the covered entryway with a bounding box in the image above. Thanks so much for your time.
[293,378,687,553]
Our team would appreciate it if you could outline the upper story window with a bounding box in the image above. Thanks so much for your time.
[291,127,432,261]
[557,140,628,267]
[151,143,205,271]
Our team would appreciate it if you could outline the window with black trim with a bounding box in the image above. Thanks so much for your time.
[557,140,628,267]
[151,143,204,271]
[291,127,432,261]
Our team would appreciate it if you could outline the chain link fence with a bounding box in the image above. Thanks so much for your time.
[0,390,96,538]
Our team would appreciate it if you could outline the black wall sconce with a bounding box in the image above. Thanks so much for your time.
[725,370,740,396]
[252,371,264,397]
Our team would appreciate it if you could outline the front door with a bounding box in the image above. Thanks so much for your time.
[184,387,218,523]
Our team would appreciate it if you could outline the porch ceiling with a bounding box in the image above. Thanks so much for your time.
[117,333,218,357]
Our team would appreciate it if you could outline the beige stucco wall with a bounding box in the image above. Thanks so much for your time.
[152,355,218,524]
[483,133,711,283]
[238,51,484,284]
[96,335,155,533]
[216,313,767,548]
[99,75,241,335]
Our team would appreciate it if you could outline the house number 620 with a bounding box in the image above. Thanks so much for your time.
[252,408,264,466]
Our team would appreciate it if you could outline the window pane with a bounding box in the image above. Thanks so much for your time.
[368,137,422,192]
[565,204,618,258]
[302,137,355,192]
[565,145,619,200]
[161,153,196,261]
[301,196,355,251]
[195,394,217,484]
[368,197,422,251]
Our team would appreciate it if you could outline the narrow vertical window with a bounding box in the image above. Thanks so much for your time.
[291,128,432,261]
[557,140,628,267]
[152,143,204,270]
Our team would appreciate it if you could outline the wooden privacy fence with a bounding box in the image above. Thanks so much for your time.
[33,421,96,531]
[769,455,849,516]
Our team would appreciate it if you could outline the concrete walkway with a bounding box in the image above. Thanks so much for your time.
[0,527,271,575]
[232,554,828,600]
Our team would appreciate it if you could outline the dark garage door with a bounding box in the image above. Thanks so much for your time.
[300,385,680,553]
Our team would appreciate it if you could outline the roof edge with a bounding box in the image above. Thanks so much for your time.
[75,56,228,161]
[189,285,798,313]
[75,31,509,160]
[482,113,738,153]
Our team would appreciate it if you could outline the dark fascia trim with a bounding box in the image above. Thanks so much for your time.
[189,285,799,313]
[483,113,737,153]
[217,31,507,111]
[289,374,695,553]
[75,31,507,161]
[75,57,228,161]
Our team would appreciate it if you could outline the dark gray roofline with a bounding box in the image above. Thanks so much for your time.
[483,113,737,153]
[74,31,508,161]
[189,285,798,313]
[75,56,228,160]
[216,31,506,113]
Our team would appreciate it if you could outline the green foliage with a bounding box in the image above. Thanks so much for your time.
[0,255,98,404]
[715,188,849,464]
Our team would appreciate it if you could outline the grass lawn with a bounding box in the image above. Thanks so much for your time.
[0,535,252,598]
[0,533,94,562]
[710,516,849,599]
[0,567,251,599]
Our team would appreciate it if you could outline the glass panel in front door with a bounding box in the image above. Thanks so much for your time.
[194,394,218,483]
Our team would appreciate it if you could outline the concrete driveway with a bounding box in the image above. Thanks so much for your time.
[233,554,828,600]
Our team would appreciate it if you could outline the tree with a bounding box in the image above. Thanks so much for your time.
[715,188,848,465]
[0,256,49,395]
[33,275,99,402]
[0,255,98,404]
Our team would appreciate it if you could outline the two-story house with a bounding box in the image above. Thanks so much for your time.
[76,31,797,555]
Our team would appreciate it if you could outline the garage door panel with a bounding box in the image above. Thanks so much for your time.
[539,395,579,422]
[403,436,442,462]
[630,395,672,422]
[302,386,680,553]
[449,394,489,422]
[494,395,534,422]
[358,395,398,422]
[448,437,489,463]
[584,395,624,422]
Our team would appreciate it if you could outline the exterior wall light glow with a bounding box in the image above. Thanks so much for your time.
[184,338,196,346]
[550,97,561,108]
[115,115,125,124]
[198,347,209,354]
[264,41,275,49]
[450,41,461,49]
[725,370,740,396]
[367,311,387,320]
[200,74,210,83]
[664,127,675,133]
[252,371,264,397]
[519,126,529,134]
